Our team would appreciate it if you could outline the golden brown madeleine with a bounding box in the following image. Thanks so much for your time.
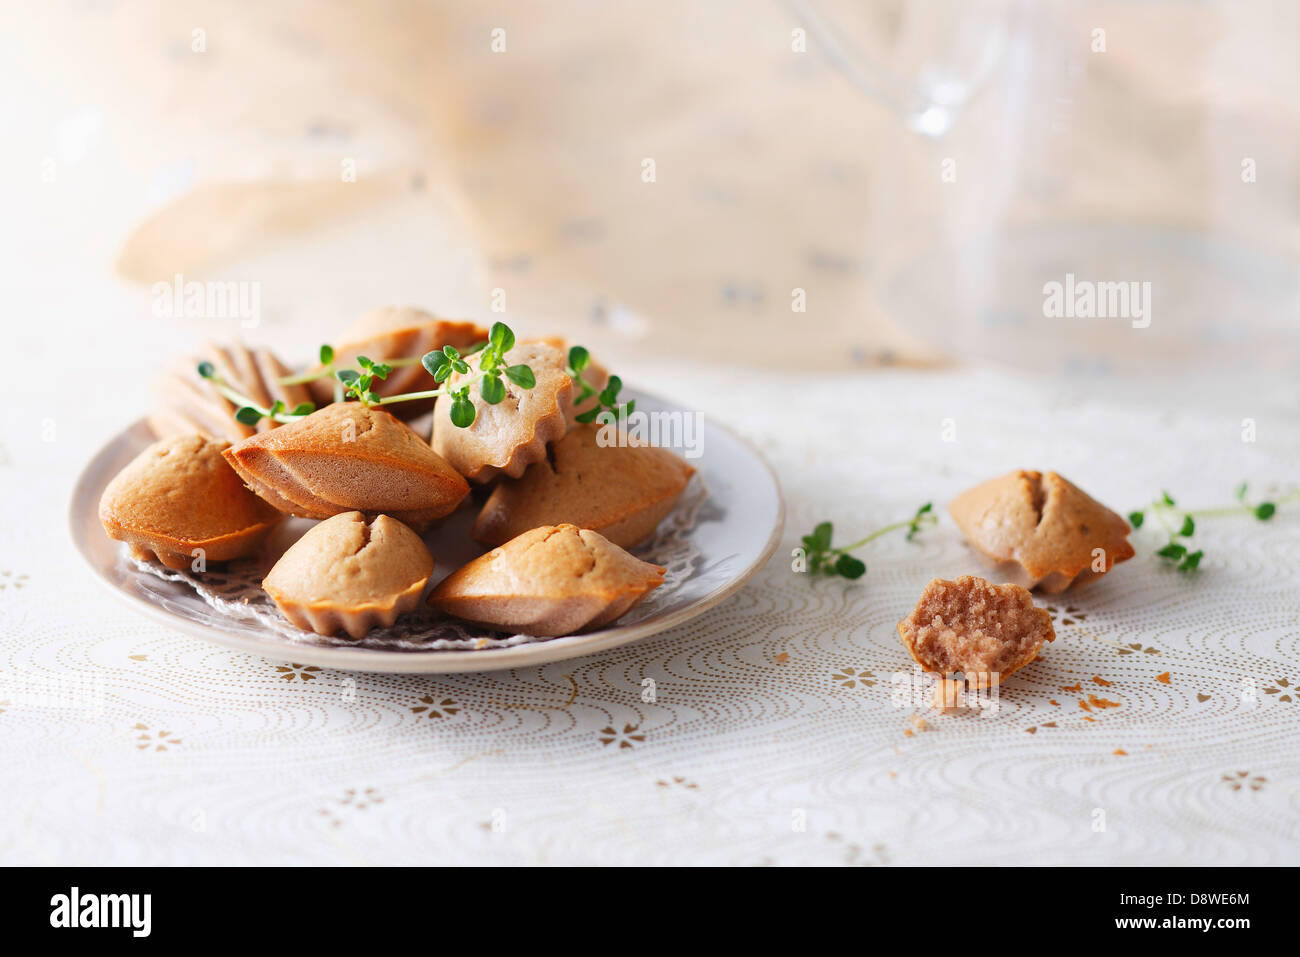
[263,511,435,639]
[99,434,282,570]
[897,575,1055,684]
[949,470,1135,593]
[305,307,487,415]
[522,336,610,426]
[429,524,665,636]
[431,340,572,483]
[473,424,694,547]
[222,403,469,526]
[148,341,311,444]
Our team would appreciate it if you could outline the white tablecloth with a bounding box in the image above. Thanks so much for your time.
[4,357,1297,866]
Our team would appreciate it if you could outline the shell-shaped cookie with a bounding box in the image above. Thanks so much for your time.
[948,470,1134,593]
[522,336,610,426]
[429,524,665,636]
[263,511,435,639]
[222,403,469,527]
[149,341,311,444]
[473,424,694,547]
[431,341,572,483]
[306,307,487,416]
[99,434,281,569]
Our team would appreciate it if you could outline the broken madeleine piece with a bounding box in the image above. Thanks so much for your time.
[429,524,665,636]
[306,306,487,416]
[99,434,281,570]
[263,511,435,639]
[222,402,469,526]
[431,340,572,483]
[949,470,1134,592]
[473,424,694,548]
[897,575,1055,685]
[149,341,311,444]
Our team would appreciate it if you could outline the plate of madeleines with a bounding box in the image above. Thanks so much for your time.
[70,307,785,673]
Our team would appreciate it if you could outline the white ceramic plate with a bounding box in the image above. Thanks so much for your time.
[69,390,784,672]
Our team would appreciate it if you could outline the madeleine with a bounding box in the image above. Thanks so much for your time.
[431,340,572,483]
[429,524,665,636]
[949,470,1134,592]
[305,307,487,416]
[223,403,469,527]
[473,424,694,547]
[99,434,281,570]
[149,341,311,444]
[263,511,435,639]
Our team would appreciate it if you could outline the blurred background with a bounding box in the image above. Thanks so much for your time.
[3,0,1298,869]
[3,0,1298,422]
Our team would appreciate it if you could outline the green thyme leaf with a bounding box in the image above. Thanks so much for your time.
[568,345,590,373]
[599,375,623,406]
[426,353,452,379]
[450,395,476,428]
[835,554,866,579]
[480,374,506,404]
[505,364,536,389]
[489,322,515,354]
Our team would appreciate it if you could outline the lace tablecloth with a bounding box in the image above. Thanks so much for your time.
[2,361,1297,866]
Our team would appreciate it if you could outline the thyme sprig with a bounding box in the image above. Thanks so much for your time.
[1128,484,1297,572]
[200,322,537,430]
[339,322,535,428]
[196,362,317,425]
[799,503,935,580]
[567,346,634,425]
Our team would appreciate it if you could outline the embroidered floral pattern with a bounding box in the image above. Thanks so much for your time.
[274,663,322,682]
[1263,678,1293,703]
[599,723,645,749]
[655,776,698,790]
[0,571,28,591]
[1045,604,1087,627]
[1117,643,1161,656]
[826,832,889,866]
[832,666,876,689]
[1222,771,1266,792]
[318,788,384,828]
[410,695,460,719]
[133,723,181,751]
